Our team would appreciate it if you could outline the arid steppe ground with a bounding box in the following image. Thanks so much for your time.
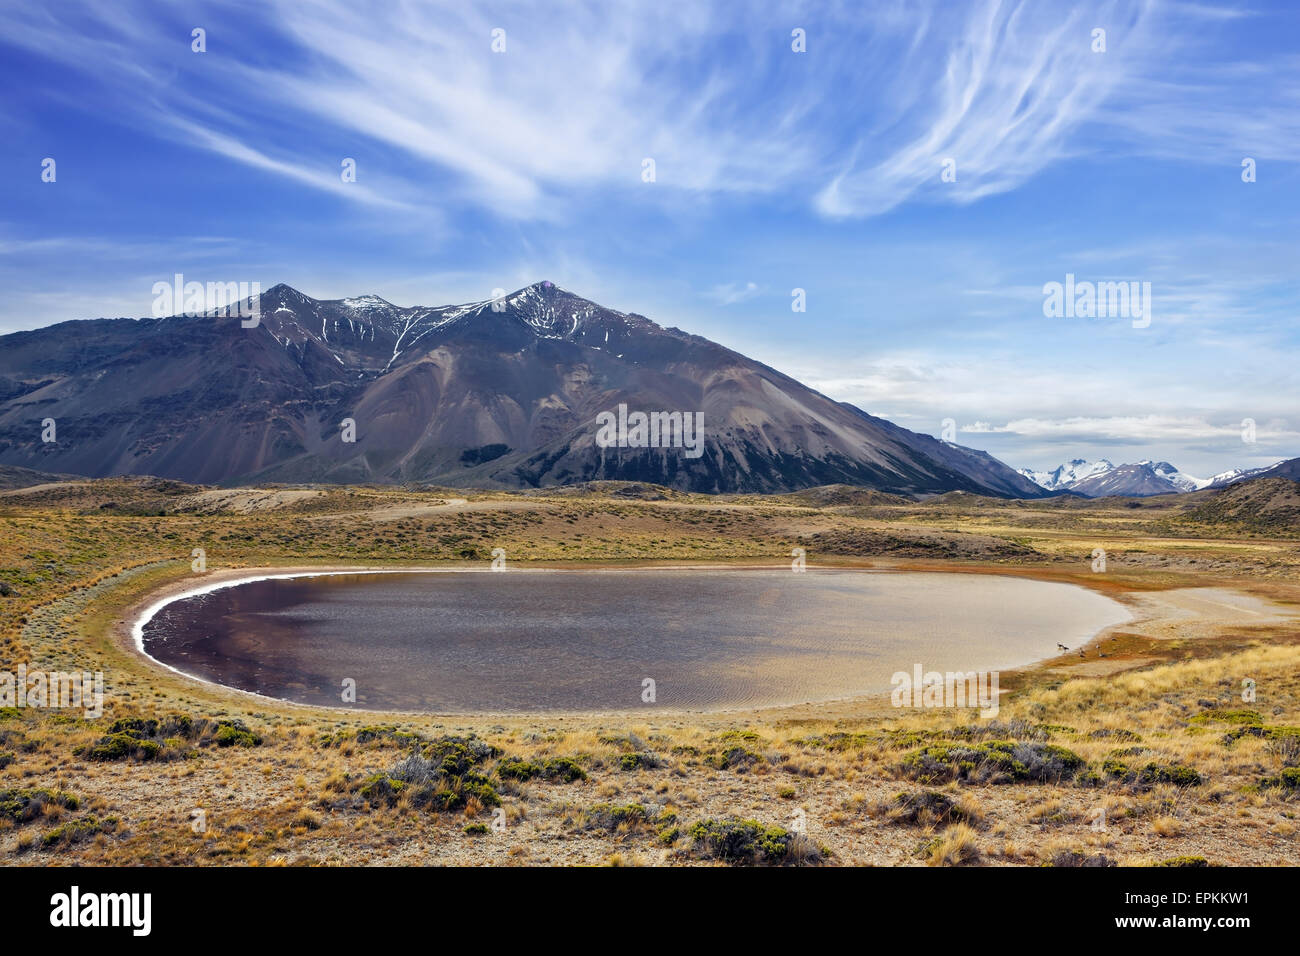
[1,476,1298,866]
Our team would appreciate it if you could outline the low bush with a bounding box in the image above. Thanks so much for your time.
[0,787,79,824]
[496,755,587,783]
[884,789,976,827]
[1104,760,1203,789]
[898,741,1084,784]
[689,818,822,865]
[1261,768,1300,792]
[42,815,118,848]
[357,736,502,813]
[81,714,261,761]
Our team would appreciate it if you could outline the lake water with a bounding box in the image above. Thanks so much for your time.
[138,569,1131,713]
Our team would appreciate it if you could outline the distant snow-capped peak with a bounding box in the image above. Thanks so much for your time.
[1018,457,1214,496]
[1017,458,1114,491]
[1205,460,1289,488]
[1147,460,1211,492]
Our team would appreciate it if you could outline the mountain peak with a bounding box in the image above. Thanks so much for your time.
[336,294,394,311]
[260,283,317,308]
[0,281,1050,497]
[263,282,309,298]
[1019,457,1215,496]
[507,280,577,304]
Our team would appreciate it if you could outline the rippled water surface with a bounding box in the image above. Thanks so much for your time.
[140,569,1130,712]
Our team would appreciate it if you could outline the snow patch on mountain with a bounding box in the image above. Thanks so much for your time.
[1017,458,1114,491]
[1206,460,1289,488]
[1147,460,1211,492]
[1019,458,1213,496]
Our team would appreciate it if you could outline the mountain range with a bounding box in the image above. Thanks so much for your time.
[1018,457,1297,497]
[0,282,1050,497]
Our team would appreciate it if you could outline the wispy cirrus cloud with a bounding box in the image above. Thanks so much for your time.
[963,416,1296,443]
[1,0,1296,476]
[815,1,1139,217]
[705,281,761,306]
[3,0,1292,221]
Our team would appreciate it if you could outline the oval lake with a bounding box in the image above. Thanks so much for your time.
[138,569,1131,712]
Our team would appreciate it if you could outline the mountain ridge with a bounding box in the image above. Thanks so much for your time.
[0,282,1048,498]
[1018,456,1295,497]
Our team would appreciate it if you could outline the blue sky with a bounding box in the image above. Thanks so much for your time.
[1,0,1296,477]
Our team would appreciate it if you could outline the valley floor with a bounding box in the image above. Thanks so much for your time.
[1,479,1298,866]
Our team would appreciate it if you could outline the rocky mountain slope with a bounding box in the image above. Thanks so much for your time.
[0,283,1047,497]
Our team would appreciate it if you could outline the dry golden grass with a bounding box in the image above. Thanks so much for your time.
[0,479,1297,865]
[925,823,982,866]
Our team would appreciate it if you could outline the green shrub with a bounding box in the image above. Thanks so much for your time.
[1261,768,1300,791]
[359,739,501,812]
[689,818,806,865]
[1036,724,1078,737]
[105,717,159,738]
[496,758,541,780]
[42,815,118,847]
[319,725,428,748]
[159,714,196,738]
[422,736,501,776]
[213,721,261,747]
[496,755,586,783]
[795,729,931,752]
[1192,710,1262,725]
[619,752,659,771]
[540,756,587,783]
[717,730,761,742]
[86,732,160,762]
[0,787,79,824]
[418,772,499,812]
[709,746,762,771]
[1089,728,1142,742]
[356,725,422,746]
[899,741,1084,784]
[1105,760,1202,788]
[583,803,655,832]
[82,714,260,760]
[1222,724,1300,747]
[886,789,973,826]
[1138,763,1202,787]
[1050,849,1116,867]
[358,773,406,805]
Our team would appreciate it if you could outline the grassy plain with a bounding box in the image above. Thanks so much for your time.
[1,477,1297,866]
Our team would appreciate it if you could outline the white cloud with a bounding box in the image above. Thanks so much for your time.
[815,2,1132,217]
[962,416,1297,443]
[3,0,1292,222]
[167,118,406,211]
[705,281,760,306]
